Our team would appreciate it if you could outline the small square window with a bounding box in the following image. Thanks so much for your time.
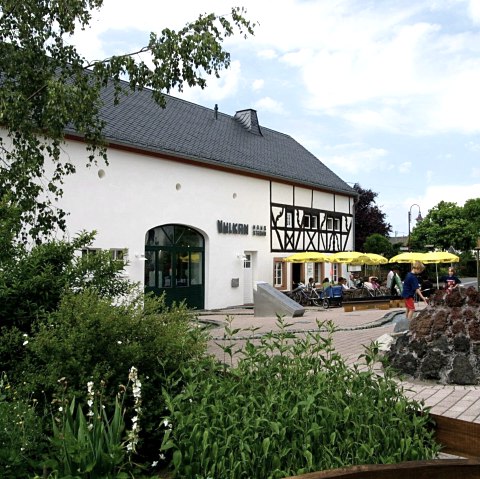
[311,215,318,229]
[110,248,128,262]
[303,214,310,228]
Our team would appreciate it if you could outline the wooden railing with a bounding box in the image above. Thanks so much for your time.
[283,459,480,478]
[430,414,480,459]
[284,415,480,479]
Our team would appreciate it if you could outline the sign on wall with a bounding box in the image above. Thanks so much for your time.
[217,220,266,236]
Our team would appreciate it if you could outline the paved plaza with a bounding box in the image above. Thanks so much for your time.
[199,303,480,424]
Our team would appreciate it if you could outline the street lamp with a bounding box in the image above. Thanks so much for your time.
[407,204,423,250]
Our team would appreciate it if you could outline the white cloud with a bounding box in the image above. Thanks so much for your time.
[466,140,480,152]
[415,183,480,213]
[468,0,480,23]
[398,162,412,174]
[387,179,480,235]
[340,107,410,133]
[252,79,264,91]
[319,146,387,175]
[304,21,435,102]
[427,67,480,133]
[253,97,285,114]
[171,60,242,105]
[257,49,278,60]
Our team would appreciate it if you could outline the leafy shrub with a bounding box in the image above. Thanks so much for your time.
[0,231,132,333]
[23,289,206,394]
[14,289,207,461]
[161,317,441,478]
[0,374,44,478]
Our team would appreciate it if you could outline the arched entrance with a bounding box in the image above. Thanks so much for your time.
[144,224,205,310]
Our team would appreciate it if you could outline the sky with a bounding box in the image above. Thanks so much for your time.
[73,0,480,237]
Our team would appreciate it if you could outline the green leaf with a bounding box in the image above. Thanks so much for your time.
[262,437,270,456]
[173,449,182,469]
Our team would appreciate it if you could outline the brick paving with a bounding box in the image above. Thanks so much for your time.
[199,303,480,424]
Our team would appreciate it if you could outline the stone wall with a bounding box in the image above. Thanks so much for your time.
[387,286,480,385]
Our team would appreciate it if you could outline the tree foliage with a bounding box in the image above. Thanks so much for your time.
[0,1,255,243]
[463,198,480,241]
[353,184,392,252]
[410,200,478,252]
[363,233,393,256]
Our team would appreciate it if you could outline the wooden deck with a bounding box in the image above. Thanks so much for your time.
[343,297,405,312]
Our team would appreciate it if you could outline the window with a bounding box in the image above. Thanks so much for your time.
[314,263,324,283]
[273,259,286,289]
[145,225,204,290]
[286,211,293,228]
[310,215,318,229]
[326,218,333,230]
[334,218,340,231]
[332,263,340,283]
[303,214,310,228]
[81,248,101,256]
[110,248,128,263]
[81,248,127,263]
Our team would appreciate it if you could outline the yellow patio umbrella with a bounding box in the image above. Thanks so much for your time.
[388,252,427,263]
[421,251,460,288]
[283,251,330,263]
[363,253,388,265]
[329,251,370,265]
[422,251,460,264]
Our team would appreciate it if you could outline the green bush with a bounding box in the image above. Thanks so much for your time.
[23,289,206,394]
[0,374,44,478]
[161,317,441,478]
[14,288,207,463]
[0,231,132,333]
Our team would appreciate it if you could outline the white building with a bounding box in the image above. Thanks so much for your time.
[57,83,356,309]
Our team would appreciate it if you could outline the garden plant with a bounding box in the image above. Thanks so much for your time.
[160,317,441,478]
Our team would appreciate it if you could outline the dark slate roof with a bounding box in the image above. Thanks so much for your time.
[69,81,356,197]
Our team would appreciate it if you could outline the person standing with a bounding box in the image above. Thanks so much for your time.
[401,261,429,321]
[439,267,461,293]
[386,268,395,291]
[387,266,402,296]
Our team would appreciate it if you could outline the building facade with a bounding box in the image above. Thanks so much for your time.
[55,84,356,310]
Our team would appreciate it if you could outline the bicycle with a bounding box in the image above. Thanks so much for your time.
[290,282,323,306]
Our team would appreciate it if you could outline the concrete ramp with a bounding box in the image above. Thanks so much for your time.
[253,282,305,318]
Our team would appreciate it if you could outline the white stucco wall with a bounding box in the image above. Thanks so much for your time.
[55,140,275,309]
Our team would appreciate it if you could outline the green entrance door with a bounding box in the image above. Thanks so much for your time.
[144,224,204,310]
